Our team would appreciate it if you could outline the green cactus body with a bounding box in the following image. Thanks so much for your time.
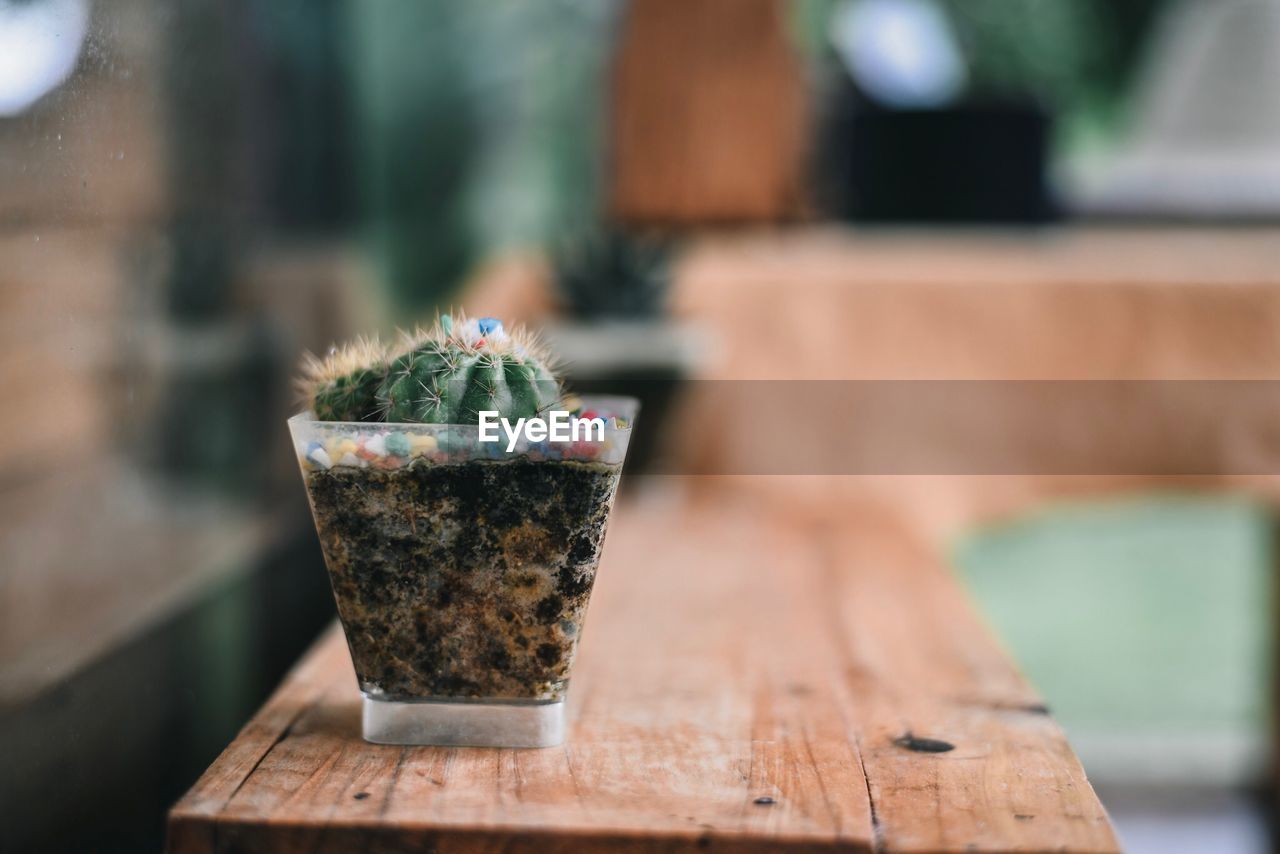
[304,315,559,425]
[379,341,558,425]
[301,336,392,422]
[312,365,389,422]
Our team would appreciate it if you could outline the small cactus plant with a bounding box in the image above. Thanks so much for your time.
[552,229,672,319]
[300,314,559,425]
[298,336,392,422]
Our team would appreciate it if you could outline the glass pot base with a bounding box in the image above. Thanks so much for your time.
[362,696,566,748]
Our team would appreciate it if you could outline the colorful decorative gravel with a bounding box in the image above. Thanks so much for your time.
[295,400,630,472]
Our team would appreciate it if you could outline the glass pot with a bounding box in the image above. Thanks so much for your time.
[289,396,636,747]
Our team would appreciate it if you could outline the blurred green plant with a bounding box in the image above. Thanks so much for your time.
[939,0,1164,140]
[792,0,1168,156]
[346,2,480,315]
[249,0,355,233]
[954,495,1270,783]
[345,1,621,314]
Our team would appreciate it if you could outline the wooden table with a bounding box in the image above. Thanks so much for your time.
[168,485,1118,853]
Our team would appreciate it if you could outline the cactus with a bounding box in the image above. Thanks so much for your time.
[299,336,393,422]
[378,315,559,424]
[301,315,559,425]
[552,229,672,319]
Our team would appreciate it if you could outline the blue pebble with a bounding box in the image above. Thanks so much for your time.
[477,316,502,336]
[384,432,411,458]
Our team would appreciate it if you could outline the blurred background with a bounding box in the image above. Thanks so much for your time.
[3,0,1280,850]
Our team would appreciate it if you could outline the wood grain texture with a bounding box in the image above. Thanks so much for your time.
[168,486,1118,853]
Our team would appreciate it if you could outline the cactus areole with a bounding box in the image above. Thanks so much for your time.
[301,314,560,425]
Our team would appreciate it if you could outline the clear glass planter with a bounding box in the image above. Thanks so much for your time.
[289,396,637,747]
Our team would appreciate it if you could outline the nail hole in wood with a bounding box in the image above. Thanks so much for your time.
[894,732,954,753]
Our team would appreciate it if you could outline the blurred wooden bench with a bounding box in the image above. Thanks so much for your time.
[167,484,1118,853]
[463,225,1280,539]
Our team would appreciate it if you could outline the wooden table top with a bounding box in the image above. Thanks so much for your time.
[168,485,1118,853]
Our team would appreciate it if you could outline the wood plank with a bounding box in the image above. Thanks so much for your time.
[825,514,1117,852]
[163,626,353,854]
[673,227,1280,382]
[168,485,1118,853]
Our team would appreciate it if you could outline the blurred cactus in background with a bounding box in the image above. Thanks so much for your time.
[552,229,673,320]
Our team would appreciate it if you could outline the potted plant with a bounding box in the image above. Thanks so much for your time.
[546,229,703,474]
[289,314,636,747]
